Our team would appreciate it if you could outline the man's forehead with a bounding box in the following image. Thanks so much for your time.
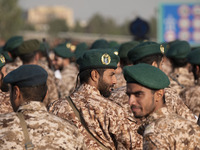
[127,83,147,92]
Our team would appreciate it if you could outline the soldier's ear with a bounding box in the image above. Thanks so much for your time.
[154,89,164,103]
[196,66,200,76]
[152,61,158,68]
[11,86,21,112]
[90,70,99,83]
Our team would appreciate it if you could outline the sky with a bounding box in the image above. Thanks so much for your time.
[18,0,199,24]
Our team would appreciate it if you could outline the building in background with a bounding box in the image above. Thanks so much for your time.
[27,6,74,31]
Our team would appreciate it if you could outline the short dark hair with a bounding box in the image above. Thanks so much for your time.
[120,58,132,68]
[79,68,105,84]
[17,83,47,102]
[133,53,163,66]
[19,52,36,64]
[169,58,188,68]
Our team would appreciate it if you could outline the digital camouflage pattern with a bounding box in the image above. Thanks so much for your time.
[5,57,22,73]
[38,59,59,106]
[114,72,126,89]
[0,101,86,150]
[180,85,200,117]
[0,90,13,114]
[142,107,200,149]
[56,63,78,98]
[49,83,143,150]
[109,86,197,123]
[164,87,197,122]
[169,67,194,94]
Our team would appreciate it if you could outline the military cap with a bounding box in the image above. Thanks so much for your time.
[165,40,190,59]
[3,64,48,87]
[1,51,13,62]
[128,41,165,63]
[39,42,50,52]
[0,54,6,68]
[118,41,140,59]
[90,39,109,49]
[77,49,120,72]
[74,42,89,59]
[123,63,170,90]
[54,44,74,58]
[3,36,23,52]
[187,48,200,65]
[18,39,40,55]
[109,41,120,49]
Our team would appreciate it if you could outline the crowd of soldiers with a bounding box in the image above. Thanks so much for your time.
[0,36,199,149]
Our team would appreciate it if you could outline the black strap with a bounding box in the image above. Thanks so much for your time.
[66,96,110,150]
[17,112,35,150]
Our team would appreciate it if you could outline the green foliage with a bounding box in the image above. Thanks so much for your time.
[73,13,132,35]
[48,18,69,36]
[0,0,23,40]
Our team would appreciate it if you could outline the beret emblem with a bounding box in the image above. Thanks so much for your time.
[101,53,111,65]
[160,45,164,54]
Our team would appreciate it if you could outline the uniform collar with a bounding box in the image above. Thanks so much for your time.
[145,107,169,125]
[17,101,47,112]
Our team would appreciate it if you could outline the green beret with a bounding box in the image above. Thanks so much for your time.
[54,44,74,58]
[118,41,140,58]
[109,41,120,49]
[77,49,120,72]
[123,63,170,90]
[3,36,23,52]
[18,39,40,55]
[3,64,48,87]
[74,42,89,59]
[165,40,190,59]
[128,41,164,63]
[0,54,6,68]
[90,39,109,49]
[39,42,50,52]
[187,48,200,65]
[1,51,13,62]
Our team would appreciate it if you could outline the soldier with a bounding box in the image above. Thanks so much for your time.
[17,39,59,106]
[110,41,196,123]
[127,41,196,122]
[0,64,86,149]
[0,54,12,114]
[165,40,193,93]
[49,49,142,150]
[124,63,200,149]
[180,48,200,118]
[114,41,139,89]
[53,43,78,98]
[2,36,23,73]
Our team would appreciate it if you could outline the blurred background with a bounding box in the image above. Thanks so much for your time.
[0,0,199,47]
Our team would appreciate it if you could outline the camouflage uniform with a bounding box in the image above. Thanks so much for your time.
[0,101,86,150]
[49,83,142,150]
[109,86,197,123]
[114,72,126,89]
[142,107,200,149]
[56,63,78,98]
[169,68,194,94]
[180,85,200,117]
[38,59,59,106]
[5,57,22,73]
[0,90,12,114]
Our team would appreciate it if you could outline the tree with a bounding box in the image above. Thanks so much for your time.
[0,0,23,40]
[48,18,69,36]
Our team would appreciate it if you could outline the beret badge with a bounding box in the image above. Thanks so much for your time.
[101,53,111,65]
[0,55,5,64]
[160,45,164,54]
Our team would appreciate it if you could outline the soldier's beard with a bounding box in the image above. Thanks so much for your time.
[98,78,113,98]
